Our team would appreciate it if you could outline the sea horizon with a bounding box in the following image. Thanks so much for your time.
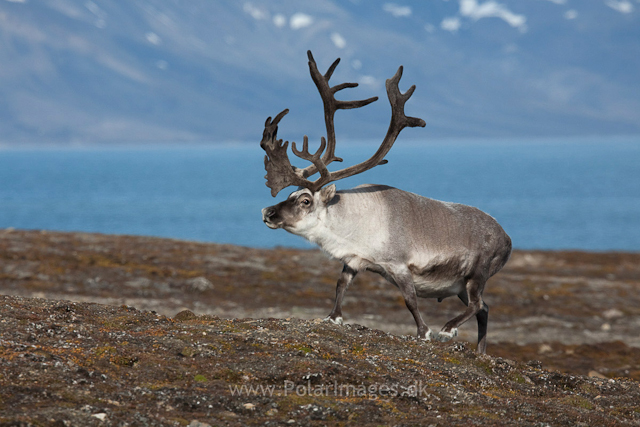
[1,135,639,252]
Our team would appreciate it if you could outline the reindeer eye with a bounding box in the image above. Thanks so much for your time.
[301,198,311,206]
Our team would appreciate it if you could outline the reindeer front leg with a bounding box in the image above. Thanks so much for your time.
[325,265,357,325]
[385,267,433,340]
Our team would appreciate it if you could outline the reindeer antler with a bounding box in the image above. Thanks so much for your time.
[260,109,308,197]
[261,50,425,197]
[299,50,379,179]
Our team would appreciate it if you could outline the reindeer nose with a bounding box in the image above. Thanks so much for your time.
[262,207,276,220]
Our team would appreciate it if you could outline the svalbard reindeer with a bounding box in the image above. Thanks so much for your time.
[260,51,511,353]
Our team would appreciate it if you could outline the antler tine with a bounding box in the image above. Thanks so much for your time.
[291,136,331,190]
[319,64,426,184]
[271,108,290,126]
[300,50,379,179]
[323,55,340,81]
[260,108,289,151]
[386,66,426,129]
[307,51,378,111]
[264,108,289,128]
[292,135,326,161]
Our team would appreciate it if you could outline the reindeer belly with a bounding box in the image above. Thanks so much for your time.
[413,276,465,299]
[407,254,473,299]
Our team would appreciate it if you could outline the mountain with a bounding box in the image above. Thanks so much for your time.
[1,0,639,145]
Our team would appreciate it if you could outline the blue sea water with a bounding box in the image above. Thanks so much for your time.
[1,136,639,251]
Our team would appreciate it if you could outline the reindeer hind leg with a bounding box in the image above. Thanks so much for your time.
[476,301,489,354]
[437,277,487,352]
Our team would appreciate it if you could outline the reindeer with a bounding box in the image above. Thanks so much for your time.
[260,51,511,353]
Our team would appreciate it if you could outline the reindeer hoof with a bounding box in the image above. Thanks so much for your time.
[419,330,434,341]
[324,316,343,325]
[435,328,458,342]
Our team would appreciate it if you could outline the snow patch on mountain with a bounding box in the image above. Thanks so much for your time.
[290,13,314,30]
[441,16,462,32]
[330,32,346,49]
[459,0,527,32]
[382,3,412,18]
[605,0,634,14]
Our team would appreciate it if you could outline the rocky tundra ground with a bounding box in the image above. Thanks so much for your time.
[1,229,639,426]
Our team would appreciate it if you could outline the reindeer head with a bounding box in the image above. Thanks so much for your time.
[260,51,425,230]
[261,184,336,235]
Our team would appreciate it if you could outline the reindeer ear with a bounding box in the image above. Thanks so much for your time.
[319,184,336,204]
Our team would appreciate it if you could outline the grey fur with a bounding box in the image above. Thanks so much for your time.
[263,184,511,354]
[260,51,511,354]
